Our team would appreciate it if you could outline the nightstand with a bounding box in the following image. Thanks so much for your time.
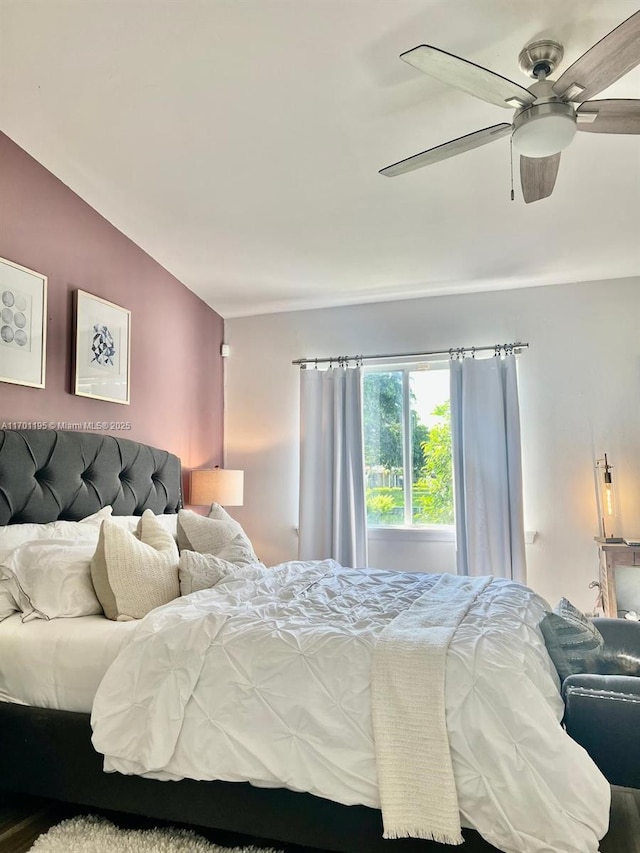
[596,539,640,617]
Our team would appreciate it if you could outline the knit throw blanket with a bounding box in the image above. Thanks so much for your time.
[371,573,493,844]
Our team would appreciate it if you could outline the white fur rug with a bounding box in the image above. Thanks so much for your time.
[29,815,283,853]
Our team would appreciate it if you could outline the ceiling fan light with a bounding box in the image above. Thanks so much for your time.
[512,103,577,157]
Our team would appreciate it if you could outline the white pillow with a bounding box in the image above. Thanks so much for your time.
[178,550,234,595]
[0,579,19,621]
[176,506,258,569]
[108,513,178,539]
[0,506,113,564]
[91,510,179,621]
[0,539,103,621]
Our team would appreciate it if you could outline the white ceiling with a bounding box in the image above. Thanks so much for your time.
[1,0,639,318]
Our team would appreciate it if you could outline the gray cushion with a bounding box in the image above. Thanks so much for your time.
[540,598,605,681]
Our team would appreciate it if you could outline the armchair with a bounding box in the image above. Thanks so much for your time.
[562,617,640,788]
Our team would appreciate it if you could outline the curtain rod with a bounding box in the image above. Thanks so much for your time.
[292,341,529,367]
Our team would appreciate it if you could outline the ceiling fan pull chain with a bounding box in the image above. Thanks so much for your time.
[509,135,515,201]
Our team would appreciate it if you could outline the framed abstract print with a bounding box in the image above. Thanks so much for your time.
[0,256,48,389]
[74,290,131,405]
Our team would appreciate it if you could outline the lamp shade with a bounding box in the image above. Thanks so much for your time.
[190,468,244,507]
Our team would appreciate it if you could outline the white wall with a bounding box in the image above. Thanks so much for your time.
[225,278,640,613]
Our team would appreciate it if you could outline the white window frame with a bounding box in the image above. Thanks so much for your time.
[363,359,455,537]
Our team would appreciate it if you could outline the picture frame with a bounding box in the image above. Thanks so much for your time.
[74,289,131,405]
[0,256,48,389]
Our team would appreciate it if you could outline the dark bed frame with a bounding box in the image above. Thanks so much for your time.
[0,430,486,853]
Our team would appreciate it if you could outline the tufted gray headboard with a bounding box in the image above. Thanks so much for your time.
[0,430,182,525]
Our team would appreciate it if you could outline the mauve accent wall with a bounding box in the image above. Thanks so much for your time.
[0,132,223,471]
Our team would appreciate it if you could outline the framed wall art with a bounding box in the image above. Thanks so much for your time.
[74,290,131,405]
[0,256,48,389]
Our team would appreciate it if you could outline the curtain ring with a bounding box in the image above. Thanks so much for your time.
[471,347,475,358]
[314,358,318,370]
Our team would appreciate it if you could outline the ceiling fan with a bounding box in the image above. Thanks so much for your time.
[379,10,640,202]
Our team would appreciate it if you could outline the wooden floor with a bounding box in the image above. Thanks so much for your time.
[1,788,638,853]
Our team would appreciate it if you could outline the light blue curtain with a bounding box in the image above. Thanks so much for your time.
[298,367,368,567]
[450,355,526,582]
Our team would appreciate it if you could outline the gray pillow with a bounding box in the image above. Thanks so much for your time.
[539,598,605,681]
[176,507,258,568]
[178,550,234,595]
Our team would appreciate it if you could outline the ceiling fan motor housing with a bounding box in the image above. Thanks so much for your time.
[518,40,564,79]
[512,99,577,158]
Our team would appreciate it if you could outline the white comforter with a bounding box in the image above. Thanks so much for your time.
[91,560,609,853]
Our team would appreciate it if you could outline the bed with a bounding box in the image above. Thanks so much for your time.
[0,429,610,853]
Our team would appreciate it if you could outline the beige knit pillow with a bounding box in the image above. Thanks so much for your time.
[91,510,179,621]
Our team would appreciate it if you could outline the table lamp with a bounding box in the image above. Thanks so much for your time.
[190,467,244,507]
[595,453,623,543]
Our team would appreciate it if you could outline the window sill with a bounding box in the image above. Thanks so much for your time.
[368,527,538,544]
[368,526,455,543]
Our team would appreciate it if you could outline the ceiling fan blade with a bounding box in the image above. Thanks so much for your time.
[577,99,640,134]
[380,123,512,177]
[553,11,640,102]
[401,45,535,109]
[520,154,561,203]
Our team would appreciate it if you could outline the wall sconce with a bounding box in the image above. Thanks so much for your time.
[595,453,623,543]
[190,467,244,507]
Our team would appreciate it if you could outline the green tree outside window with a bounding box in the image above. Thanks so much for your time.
[364,371,453,526]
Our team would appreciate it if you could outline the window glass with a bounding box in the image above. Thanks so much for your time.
[410,369,454,525]
[363,364,453,527]
[363,371,404,525]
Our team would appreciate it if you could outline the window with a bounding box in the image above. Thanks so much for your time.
[363,362,453,528]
